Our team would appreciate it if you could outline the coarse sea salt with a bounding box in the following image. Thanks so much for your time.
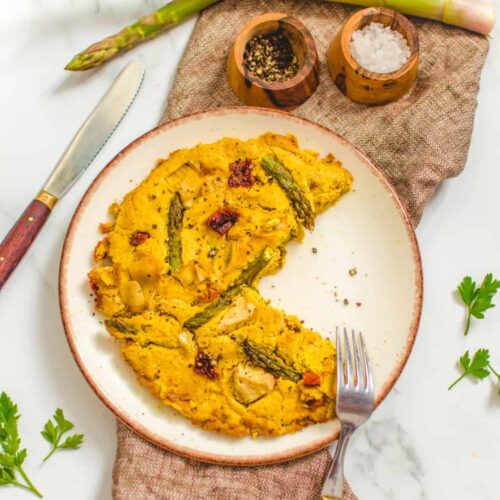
[350,22,411,73]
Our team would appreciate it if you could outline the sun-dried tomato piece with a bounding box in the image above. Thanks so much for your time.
[228,158,254,188]
[89,278,99,294]
[194,351,218,379]
[206,209,239,235]
[197,280,221,302]
[130,231,150,246]
[302,371,321,386]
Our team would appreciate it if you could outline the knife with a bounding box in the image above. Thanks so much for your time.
[0,60,145,290]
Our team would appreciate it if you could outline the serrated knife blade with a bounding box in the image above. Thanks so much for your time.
[0,60,145,290]
[44,60,144,198]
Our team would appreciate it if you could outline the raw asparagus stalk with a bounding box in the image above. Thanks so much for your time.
[168,192,185,273]
[65,0,221,71]
[323,0,495,35]
[242,340,302,382]
[261,156,315,230]
[183,247,274,331]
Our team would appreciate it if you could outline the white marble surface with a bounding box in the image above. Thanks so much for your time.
[0,1,499,499]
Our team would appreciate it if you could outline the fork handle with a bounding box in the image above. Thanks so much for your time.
[321,426,354,499]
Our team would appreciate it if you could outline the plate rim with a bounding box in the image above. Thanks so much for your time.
[59,106,423,466]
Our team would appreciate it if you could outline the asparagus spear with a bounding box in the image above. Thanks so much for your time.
[105,319,137,335]
[65,0,221,71]
[261,156,315,230]
[183,247,274,331]
[183,291,237,332]
[324,0,495,35]
[242,340,302,382]
[168,192,185,273]
[230,246,275,288]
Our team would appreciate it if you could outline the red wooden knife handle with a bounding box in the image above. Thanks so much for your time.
[0,198,53,290]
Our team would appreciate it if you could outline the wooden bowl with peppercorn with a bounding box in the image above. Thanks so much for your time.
[227,13,319,110]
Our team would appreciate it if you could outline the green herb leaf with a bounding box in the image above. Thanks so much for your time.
[449,349,491,390]
[14,449,27,467]
[0,466,15,483]
[457,274,500,335]
[465,349,490,379]
[0,392,42,497]
[41,408,84,462]
[40,420,56,444]
[53,409,74,434]
[60,434,84,450]
[0,453,15,468]
[458,276,477,305]
[458,350,471,371]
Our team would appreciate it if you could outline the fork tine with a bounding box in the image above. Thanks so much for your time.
[351,329,362,388]
[359,332,373,394]
[336,326,344,387]
[323,329,374,500]
[343,327,353,388]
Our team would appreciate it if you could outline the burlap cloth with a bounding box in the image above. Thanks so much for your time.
[112,1,489,498]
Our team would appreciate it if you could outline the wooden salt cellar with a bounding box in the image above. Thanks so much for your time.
[228,13,319,110]
[327,8,419,105]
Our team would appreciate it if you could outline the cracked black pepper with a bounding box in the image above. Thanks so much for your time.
[243,32,299,83]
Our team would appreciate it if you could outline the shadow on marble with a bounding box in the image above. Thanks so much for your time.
[53,71,98,94]
[487,379,500,408]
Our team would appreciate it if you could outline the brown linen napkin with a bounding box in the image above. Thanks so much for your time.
[113,1,488,498]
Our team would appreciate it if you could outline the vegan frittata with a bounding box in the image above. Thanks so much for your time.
[89,132,352,437]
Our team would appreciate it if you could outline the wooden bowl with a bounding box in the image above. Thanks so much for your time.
[327,8,419,105]
[227,13,319,110]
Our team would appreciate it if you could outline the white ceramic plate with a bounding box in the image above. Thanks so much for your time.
[59,107,422,465]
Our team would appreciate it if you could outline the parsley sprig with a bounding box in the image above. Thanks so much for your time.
[448,349,490,390]
[458,273,500,335]
[0,392,42,497]
[41,409,84,462]
[449,348,500,394]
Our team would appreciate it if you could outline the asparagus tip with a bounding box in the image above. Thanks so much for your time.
[64,47,118,71]
[64,56,81,71]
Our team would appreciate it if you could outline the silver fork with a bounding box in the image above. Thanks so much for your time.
[320,327,375,500]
